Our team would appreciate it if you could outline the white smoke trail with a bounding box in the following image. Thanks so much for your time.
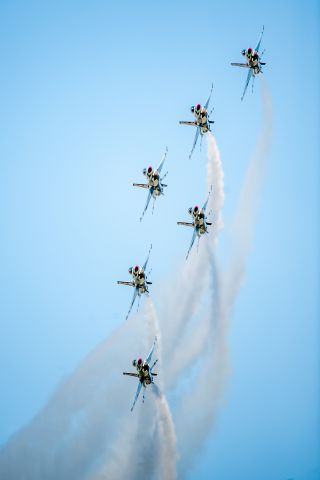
[175,80,272,475]
[0,82,270,480]
[152,384,177,480]
[92,298,177,480]
[206,132,225,234]
[145,298,177,480]
[0,310,148,480]
[100,130,226,479]
[161,130,225,391]
[225,77,272,298]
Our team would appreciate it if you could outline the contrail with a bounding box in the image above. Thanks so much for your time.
[90,298,177,480]
[225,77,272,299]
[174,80,272,475]
[161,130,225,391]
[0,128,224,480]
[0,83,270,480]
[0,310,149,480]
[152,384,177,480]
[142,298,177,480]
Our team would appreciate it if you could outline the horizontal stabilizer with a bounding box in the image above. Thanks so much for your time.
[133,183,149,189]
[177,221,194,228]
[231,62,249,68]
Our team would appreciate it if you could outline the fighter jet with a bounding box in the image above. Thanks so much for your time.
[123,336,158,411]
[231,26,266,101]
[177,188,213,260]
[133,147,168,221]
[179,84,214,159]
[117,245,152,320]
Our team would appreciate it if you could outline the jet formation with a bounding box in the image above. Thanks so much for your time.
[117,27,266,410]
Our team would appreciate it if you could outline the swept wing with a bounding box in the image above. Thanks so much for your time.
[143,244,152,271]
[186,227,198,260]
[189,126,200,159]
[202,186,212,212]
[125,287,139,320]
[146,336,157,364]
[130,381,143,412]
[255,25,264,53]
[140,190,153,221]
[204,83,213,110]
[241,68,253,101]
[156,147,168,174]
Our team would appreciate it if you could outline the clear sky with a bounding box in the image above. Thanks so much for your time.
[0,1,319,479]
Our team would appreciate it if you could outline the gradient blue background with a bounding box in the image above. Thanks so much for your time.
[0,1,319,478]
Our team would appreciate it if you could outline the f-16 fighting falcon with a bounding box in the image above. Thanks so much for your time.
[231,26,266,101]
[117,245,152,320]
[177,188,213,260]
[133,147,168,221]
[123,336,158,411]
[179,84,214,159]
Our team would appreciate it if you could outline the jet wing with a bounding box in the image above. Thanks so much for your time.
[202,186,212,212]
[123,372,139,378]
[143,244,152,271]
[177,221,195,228]
[126,287,139,320]
[133,183,149,189]
[189,126,200,159]
[204,83,213,110]
[117,281,135,287]
[156,146,168,174]
[186,227,198,260]
[255,25,264,53]
[146,336,157,364]
[179,121,197,126]
[140,190,153,221]
[231,62,249,68]
[130,381,143,412]
[241,68,253,101]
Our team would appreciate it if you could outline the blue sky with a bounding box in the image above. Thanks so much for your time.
[0,1,319,479]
